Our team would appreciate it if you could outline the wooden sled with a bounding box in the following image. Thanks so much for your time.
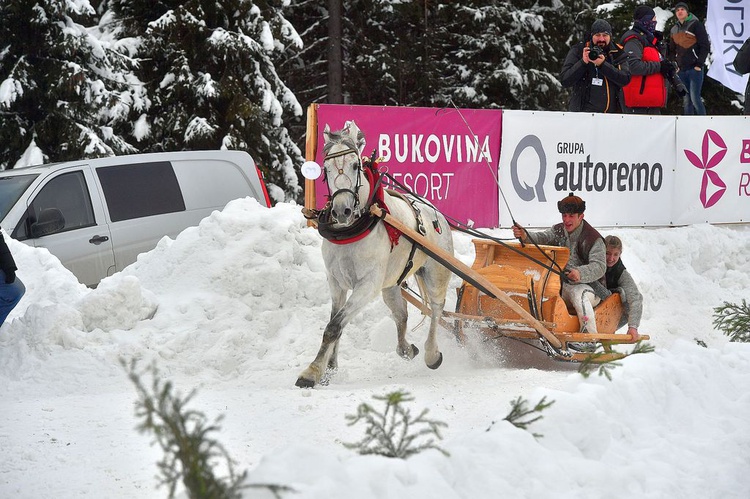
[370,205,649,363]
[451,239,649,362]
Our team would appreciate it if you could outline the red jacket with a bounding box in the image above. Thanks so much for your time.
[621,31,667,108]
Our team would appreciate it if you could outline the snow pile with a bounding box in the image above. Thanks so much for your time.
[1,199,749,498]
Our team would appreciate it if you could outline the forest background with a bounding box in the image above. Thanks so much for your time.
[0,0,742,203]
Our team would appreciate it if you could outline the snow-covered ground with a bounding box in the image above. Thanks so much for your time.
[1,199,749,498]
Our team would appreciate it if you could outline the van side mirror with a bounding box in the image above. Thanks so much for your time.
[30,208,66,238]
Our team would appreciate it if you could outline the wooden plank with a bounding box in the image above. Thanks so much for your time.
[400,288,453,331]
[371,204,563,349]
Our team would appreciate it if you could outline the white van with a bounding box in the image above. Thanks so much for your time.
[0,150,270,286]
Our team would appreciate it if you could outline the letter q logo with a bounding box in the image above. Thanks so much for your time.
[684,130,727,209]
[510,135,547,202]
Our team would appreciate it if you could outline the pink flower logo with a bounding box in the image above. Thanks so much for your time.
[684,129,727,208]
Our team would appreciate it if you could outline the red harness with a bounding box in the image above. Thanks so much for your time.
[326,158,402,248]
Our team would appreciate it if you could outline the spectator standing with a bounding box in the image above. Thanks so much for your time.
[560,19,631,113]
[0,232,25,326]
[620,5,673,114]
[733,37,750,115]
[668,2,710,115]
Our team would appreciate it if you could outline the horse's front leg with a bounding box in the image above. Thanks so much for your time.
[295,282,380,388]
[382,286,419,360]
[326,285,348,371]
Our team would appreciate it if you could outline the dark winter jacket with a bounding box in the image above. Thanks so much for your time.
[620,27,667,111]
[559,40,631,113]
[733,37,750,115]
[605,259,643,329]
[668,14,710,71]
[0,233,18,277]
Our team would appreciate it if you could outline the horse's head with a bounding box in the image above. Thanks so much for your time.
[322,121,369,227]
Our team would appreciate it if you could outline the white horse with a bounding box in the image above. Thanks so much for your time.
[296,121,455,388]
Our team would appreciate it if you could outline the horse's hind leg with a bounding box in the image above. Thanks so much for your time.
[417,261,451,370]
[382,285,419,360]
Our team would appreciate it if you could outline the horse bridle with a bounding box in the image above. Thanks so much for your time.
[323,147,366,220]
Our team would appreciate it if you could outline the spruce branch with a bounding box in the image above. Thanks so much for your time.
[344,391,448,458]
[578,341,654,379]
[122,359,293,499]
[498,396,554,438]
[713,300,750,342]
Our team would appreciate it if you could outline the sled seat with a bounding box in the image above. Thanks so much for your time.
[458,240,624,335]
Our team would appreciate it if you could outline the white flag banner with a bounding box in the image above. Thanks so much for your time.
[706,0,750,93]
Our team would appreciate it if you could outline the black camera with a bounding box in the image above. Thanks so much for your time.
[665,61,688,97]
[588,45,605,60]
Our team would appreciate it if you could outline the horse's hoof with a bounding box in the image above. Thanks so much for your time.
[411,344,419,358]
[295,377,315,388]
[427,352,443,370]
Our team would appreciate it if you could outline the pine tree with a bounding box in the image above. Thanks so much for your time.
[436,0,574,111]
[0,0,144,169]
[103,0,305,201]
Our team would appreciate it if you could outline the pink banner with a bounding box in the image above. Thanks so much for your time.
[315,104,502,228]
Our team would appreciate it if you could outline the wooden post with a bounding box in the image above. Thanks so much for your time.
[304,104,319,215]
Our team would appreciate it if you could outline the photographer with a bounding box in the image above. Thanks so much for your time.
[559,19,631,113]
[619,5,685,114]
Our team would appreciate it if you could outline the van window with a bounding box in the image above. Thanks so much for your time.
[97,161,186,222]
[15,171,96,240]
[0,173,38,221]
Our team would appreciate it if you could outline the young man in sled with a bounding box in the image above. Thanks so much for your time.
[512,193,606,350]
[593,235,643,341]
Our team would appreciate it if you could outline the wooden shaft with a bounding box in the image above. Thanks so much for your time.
[399,289,453,331]
[372,204,562,348]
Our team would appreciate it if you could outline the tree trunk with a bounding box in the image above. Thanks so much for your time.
[328,0,343,103]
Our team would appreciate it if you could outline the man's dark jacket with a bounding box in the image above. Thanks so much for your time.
[734,37,750,115]
[668,14,710,70]
[559,40,631,113]
[0,233,18,276]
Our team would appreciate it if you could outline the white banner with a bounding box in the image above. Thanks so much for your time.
[498,111,676,228]
[706,0,750,94]
[673,115,750,224]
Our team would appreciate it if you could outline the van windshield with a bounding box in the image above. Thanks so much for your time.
[0,174,38,222]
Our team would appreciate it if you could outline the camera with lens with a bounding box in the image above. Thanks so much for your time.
[588,45,605,61]
[664,61,688,98]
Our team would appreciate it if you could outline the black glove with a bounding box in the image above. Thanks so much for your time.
[659,60,675,76]
[4,270,15,284]
[654,30,664,42]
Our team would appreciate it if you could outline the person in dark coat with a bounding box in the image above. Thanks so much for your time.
[0,232,25,326]
[620,5,675,114]
[668,2,710,115]
[559,19,631,113]
[733,37,750,115]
